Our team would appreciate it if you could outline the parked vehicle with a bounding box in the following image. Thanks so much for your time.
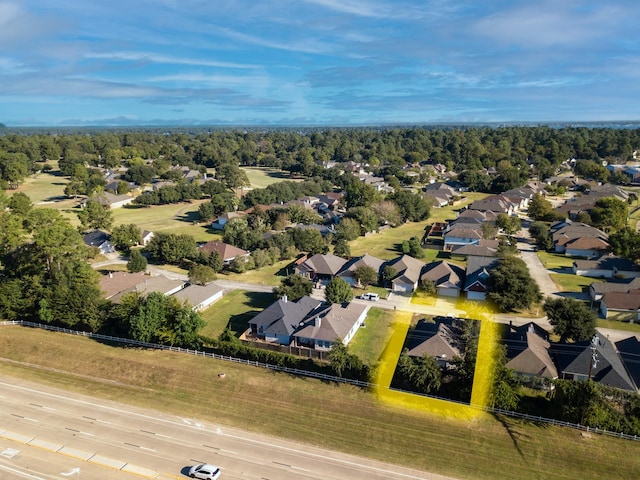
[360,292,380,301]
[188,464,221,479]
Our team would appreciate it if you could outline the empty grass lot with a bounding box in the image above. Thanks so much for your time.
[241,166,302,189]
[199,290,274,338]
[0,326,638,480]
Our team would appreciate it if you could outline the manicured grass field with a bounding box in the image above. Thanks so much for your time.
[536,251,575,270]
[199,289,274,338]
[221,258,294,286]
[10,163,69,204]
[241,166,301,189]
[347,307,396,370]
[597,319,640,333]
[549,272,592,293]
[1,326,638,480]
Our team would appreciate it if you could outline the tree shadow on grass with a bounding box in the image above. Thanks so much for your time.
[176,210,201,223]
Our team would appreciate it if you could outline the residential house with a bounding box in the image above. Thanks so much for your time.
[406,317,464,368]
[443,226,483,251]
[294,253,348,285]
[83,230,115,254]
[615,336,640,390]
[337,254,386,287]
[199,241,250,265]
[210,211,245,230]
[599,290,640,321]
[504,323,557,389]
[248,295,323,345]
[552,334,638,392]
[292,302,370,351]
[101,272,185,303]
[563,236,610,258]
[420,260,465,297]
[464,256,499,300]
[551,222,608,254]
[589,277,640,301]
[450,239,499,259]
[172,283,224,311]
[82,191,134,209]
[385,254,426,292]
[573,255,640,279]
[468,194,519,215]
[141,230,154,246]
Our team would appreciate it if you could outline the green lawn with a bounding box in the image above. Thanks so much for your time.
[348,307,396,370]
[199,289,274,338]
[241,166,301,189]
[549,273,592,293]
[537,251,575,270]
[596,319,640,333]
[221,258,293,286]
[1,327,638,480]
[11,163,69,204]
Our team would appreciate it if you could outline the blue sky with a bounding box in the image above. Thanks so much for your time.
[1,0,639,126]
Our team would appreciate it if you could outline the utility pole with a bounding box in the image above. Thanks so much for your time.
[588,334,599,381]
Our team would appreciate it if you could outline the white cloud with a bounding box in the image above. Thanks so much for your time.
[85,52,259,70]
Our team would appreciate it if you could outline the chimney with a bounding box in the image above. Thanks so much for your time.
[282,294,288,303]
[315,316,321,327]
[109,272,113,278]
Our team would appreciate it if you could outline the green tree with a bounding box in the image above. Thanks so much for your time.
[544,297,596,342]
[325,277,354,304]
[332,238,351,257]
[609,227,640,262]
[144,232,197,264]
[352,265,378,288]
[487,256,542,312]
[496,213,521,236]
[590,197,628,232]
[188,264,217,285]
[111,223,141,251]
[328,341,366,379]
[529,221,553,250]
[8,192,33,216]
[489,344,520,410]
[273,274,313,302]
[335,217,361,241]
[401,237,425,258]
[215,164,250,194]
[410,354,442,394]
[127,249,148,273]
[527,193,554,221]
[77,199,113,231]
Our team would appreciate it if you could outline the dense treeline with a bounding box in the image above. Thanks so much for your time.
[2,126,640,189]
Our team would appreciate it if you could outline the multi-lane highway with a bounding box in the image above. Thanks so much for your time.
[0,375,451,480]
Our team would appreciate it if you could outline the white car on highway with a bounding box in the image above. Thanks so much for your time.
[188,463,221,479]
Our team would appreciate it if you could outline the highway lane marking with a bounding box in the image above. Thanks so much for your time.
[0,380,430,480]
[10,414,37,422]
[0,463,47,480]
[65,427,94,436]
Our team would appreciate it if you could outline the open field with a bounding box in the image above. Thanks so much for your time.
[536,251,575,270]
[0,326,638,480]
[549,272,592,293]
[241,166,301,189]
[350,192,489,259]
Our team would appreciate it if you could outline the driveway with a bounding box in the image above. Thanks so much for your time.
[516,226,561,299]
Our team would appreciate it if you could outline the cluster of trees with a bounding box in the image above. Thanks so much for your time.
[0,191,205,348]
[393,319,480,402]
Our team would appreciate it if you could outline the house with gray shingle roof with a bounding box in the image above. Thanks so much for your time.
[199,240,249,264]
[172,283,224,311]
[589,277,640,301]
[406,318,465,368]
[337,254,386,287]
[599,289,640,321]
[294,253,348,284]
[504,323,557,389]
[420,261,465,297]
[464,257,499,301]
[293,302,369,351]
[248,295,324,345]
[573,255,640,279]
[552,334,637,392]
[385,254,426,292]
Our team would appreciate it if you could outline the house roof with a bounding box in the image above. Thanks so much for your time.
[615,336,640,393]
[590,277,640,295]
[464,256,499,291]
[293,302,369,343]
[83,229,111,247]
[338,254,386,278]
[443,227,483,239]
[505,323,558,379]
[107,275,185,303]
[564,237,610,251]
[386,254,426,284]
[407,318,463,360]
[199,241,249,260]
[99,271,148,299]
[451,242,499,258]
[552,223,608,242]
[574,255,639,272]
[421,261,464,290]
[552,334,637,391]
[172,283,224,308]
[249,296,322,337]
[601,290,640,310]
[297,253,347,276]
